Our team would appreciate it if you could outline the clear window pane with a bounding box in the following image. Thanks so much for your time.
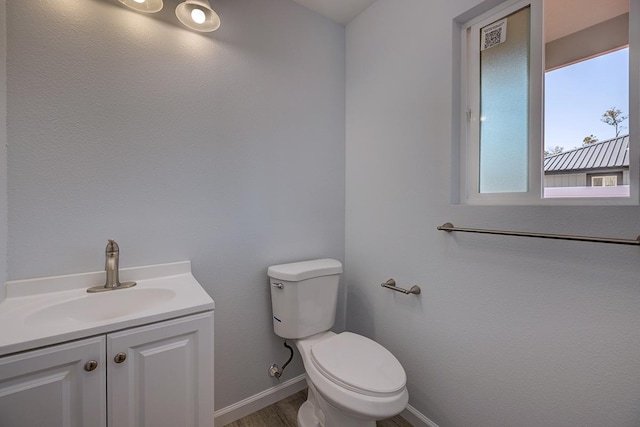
[543,0,630,199]
[479,7,530,193]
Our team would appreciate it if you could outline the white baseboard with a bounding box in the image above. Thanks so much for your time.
[401,404,440,427]
[213,374,437,427]
[214,374,307,426]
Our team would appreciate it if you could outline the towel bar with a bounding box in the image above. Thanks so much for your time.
[437,222,640,246]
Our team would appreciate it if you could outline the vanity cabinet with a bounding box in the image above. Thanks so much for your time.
[0,336,107,427]
[0,312,213,427]
[108,312,214,427]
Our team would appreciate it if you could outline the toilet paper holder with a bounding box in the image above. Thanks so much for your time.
[381,278,421,295]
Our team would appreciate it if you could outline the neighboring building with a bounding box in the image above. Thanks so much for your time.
[544,134,629,186]
[543,135,629,197]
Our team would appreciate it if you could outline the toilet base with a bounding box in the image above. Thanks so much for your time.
[297,400,320,427]
[297,380,376,427]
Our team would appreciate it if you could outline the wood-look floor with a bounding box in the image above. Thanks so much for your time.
[223,389,413,427]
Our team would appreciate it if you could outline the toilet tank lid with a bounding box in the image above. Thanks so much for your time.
[267,259,342,281]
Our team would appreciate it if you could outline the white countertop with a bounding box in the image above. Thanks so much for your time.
[0,261,214,356]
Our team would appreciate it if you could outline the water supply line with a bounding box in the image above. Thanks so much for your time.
[268,340,294,380]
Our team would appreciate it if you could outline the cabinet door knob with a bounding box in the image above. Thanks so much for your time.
[84,360,98,372]
[114,352,127,364]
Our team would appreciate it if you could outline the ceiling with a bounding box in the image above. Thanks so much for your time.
[545,0,628,42]
[291,0,377,25]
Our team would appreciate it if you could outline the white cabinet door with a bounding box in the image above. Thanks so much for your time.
[107,312,214,427]
[0,336,106,427]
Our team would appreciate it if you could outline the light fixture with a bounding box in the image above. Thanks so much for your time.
[175,0,221,32]
[118,0,163,13]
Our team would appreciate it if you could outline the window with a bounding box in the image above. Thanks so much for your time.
[591,175,618,187]
[457,0,639,205]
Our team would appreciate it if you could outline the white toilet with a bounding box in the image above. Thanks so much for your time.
[268,259,409,427]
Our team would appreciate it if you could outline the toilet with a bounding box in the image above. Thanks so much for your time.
[268,259,408,427]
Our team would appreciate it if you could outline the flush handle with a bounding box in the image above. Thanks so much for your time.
[271,282,284,289]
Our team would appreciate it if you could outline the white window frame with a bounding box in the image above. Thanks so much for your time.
[457,0,640,206]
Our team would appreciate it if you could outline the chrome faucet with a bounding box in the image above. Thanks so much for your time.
[87,240,137,293]
[105,239,121,288]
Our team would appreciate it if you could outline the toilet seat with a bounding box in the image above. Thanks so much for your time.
[310,332,406,397]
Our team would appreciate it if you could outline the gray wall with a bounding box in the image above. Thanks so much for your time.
[345,1,640,426]
[5,0,345,410]
[0,0,5,291]
[544,172,588,187]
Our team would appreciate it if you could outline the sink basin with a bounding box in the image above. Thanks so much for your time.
[25,288,176,325]
[0,261,215,356]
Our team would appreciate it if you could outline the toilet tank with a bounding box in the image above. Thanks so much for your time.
[267,259,343,339]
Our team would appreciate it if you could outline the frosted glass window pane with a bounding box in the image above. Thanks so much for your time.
[479,7,530,193]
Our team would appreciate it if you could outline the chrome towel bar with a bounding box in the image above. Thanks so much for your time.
[437,222,640,246]
[381,279,421,295]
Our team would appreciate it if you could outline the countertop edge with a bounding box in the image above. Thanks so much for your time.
[0,304,214,357]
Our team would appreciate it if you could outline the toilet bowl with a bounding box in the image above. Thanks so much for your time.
[267,259,409,427]
[295,331,408,427]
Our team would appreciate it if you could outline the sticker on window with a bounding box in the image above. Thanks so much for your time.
[481,18,507,51]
